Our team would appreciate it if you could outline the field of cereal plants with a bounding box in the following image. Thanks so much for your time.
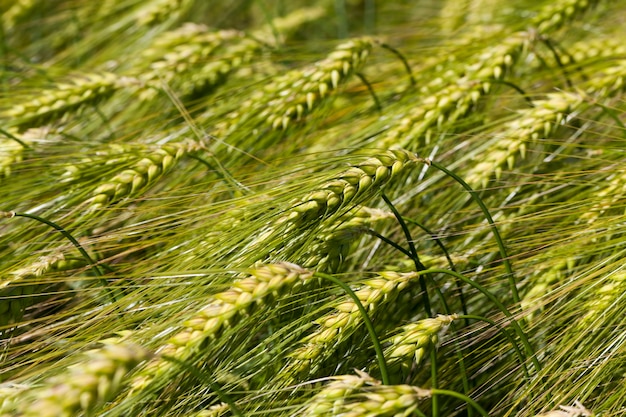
[1,1,626,416]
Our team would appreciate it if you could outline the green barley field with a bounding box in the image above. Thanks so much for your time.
[1,1,626,415]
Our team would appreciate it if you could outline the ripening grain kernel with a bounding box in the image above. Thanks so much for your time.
[17,343,151,417]
[130,263,313,393]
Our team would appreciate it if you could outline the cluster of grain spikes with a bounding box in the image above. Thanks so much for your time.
[299,370,430,417]
[1,343,151,417]
[378,31,528,150]
[212,37,373,139]
[464,91,583,188]
[465,56,626,189]
[280,270,424,380]
[134,25,255,100]
[3,72,136,131]
[130,263,313,394]
[532,0,602,34]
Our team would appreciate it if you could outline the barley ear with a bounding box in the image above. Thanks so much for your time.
[17,343,151,417]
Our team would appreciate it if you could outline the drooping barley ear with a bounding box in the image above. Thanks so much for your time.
[282,270,422,378]
[130,263,313,392]
[0,252,85,329]
[533,400,592,417]
[136,26,252,100]
[84,139,201,211]
[465,91,583,189]
[14,343,151,417]
[299,370,430,417]
[383,314,458,373]
[59,142,137,184]
[214,37,373,137]
[277,149,420,233]
[532,0,601,34]
[467,59,626,189]
[4,72,124,131]
[134,0,193,26]
[548,37,626,67]
[301,206,395,272]
[379,32,528,149]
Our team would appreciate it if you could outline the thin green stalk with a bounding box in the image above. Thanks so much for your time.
[430,388,489,417]
[0,127,30,149]
[378,42,416,86]
[187,153,250,195]
[355,72,382,113]
[381,192,432,315]
[425,160,520,304]
[313,271,389,385]
[540,36,574,88]
[3,211,117,302]
[367,224,472,417]
[403,216,469,320]
[366,229,412,258]
[430,349,439,417]
[161,355,244,417]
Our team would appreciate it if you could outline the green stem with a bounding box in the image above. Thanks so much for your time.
[355,72,383,113]
[355,72,382,113]
[162,355,244,417]
[313,271,389,385]
[366,229,412,258]
[540,36,574,89]
[425,161,520,304]
[430,389,489,417]
[381,192,432,316]
[430,349,439,417]
[489,80,534,108]
[5,211,117,302]
[403,216,469,320]
[378,42,416,86]
[0,127,30,149]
